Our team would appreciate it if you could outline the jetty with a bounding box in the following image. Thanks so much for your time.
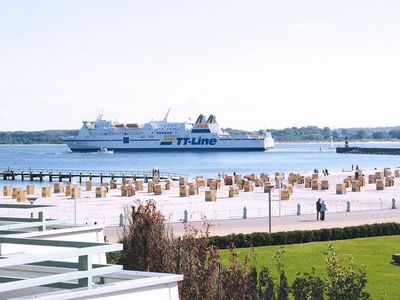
[336,147,400,155]
[1,168,186,183]
[336,137,400,155]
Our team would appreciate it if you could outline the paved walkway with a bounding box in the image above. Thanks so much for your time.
[104,208,400,243]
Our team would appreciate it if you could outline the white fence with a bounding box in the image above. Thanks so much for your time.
[63,198,397,226]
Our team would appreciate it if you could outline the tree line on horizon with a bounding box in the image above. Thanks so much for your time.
[0,130,78,144]
[1,126,400,144]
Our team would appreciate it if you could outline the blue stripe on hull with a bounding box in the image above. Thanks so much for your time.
[65,139,160,142]
[68,147,268,152]
[191,129,211,133]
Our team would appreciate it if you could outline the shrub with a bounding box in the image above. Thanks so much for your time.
[286,231,302,244]
[178,223,220,300]
[330,228,343,240]
[325,246,370,300]
[292,268,325,300]
[343,227,353,239]
[302,230,314,243]
[209,223,400,249]
[272,232,287,245]
[275,248,289,300]
[123,200,175,273]
[350,226,360,239]
[358,225,368,238]
[258,266,275,299]
[292,273,308,300]
[250,232,268,247]
[218,247,257,300]
[235,233,247,248]
[117,200,220,300]
[312,229,321,242]
[106,237,127,265]
[278,272,289,300]
[320,229,332,241]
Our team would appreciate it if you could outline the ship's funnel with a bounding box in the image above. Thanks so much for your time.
[206,114,217,124]
[195,114,206,124]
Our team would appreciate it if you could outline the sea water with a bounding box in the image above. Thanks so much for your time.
[1,142,400,184]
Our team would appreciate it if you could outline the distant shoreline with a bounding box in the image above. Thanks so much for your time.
[1,140,400,146]
[2,126,400,144]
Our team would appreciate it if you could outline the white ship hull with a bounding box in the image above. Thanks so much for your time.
[65,137,274,152]
[65,113,275,152]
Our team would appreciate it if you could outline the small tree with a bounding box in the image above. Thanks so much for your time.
[248,266,258,300]
[123,200,175,273]
[292,267,324,300]
[292,272,308,300]
[308,268,325,300]
[218,247,257,300]
[178,223,220,300]
[277,272,289,300]
[274,247,289,300]
[121,202,221,300]
[258,266,276,300]
[325,246,370,300]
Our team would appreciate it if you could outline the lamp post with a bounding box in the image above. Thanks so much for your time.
[74,189,77,225]
[265,184,274,234]
[27,196,38,219]
[71,182,78,225]
[276,175,283,217]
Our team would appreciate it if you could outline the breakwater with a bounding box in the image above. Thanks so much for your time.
[336,147,400,155]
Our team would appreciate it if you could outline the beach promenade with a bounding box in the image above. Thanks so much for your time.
[104,208,400,242]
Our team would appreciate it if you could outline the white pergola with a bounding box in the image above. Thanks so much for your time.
[0,204,122,292]
[0,203,182,299]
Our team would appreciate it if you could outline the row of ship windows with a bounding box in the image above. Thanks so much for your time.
[91,130,178,133]
[95,128,177,134]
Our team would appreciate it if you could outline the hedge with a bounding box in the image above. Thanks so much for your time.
[209,222,400,249]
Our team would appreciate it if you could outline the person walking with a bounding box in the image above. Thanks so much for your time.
[320,201,327,221]
[316,198,321,221]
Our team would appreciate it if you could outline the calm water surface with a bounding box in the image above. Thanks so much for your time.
[1,142,400,179]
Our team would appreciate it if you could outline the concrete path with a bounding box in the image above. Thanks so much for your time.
[104,208,400,243]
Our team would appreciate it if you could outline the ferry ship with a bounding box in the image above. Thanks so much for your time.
[65,111,275,152]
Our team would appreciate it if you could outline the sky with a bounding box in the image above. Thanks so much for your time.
[1,0,400,131]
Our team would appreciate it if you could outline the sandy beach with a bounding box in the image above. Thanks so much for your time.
[1,167,400,228]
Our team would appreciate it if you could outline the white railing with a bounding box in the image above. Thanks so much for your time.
[63,198,397,226]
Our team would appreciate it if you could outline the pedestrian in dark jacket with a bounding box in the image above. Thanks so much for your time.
[316,198,321,221]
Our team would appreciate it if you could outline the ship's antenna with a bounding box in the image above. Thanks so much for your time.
[263,125,269,137]
[163,108,170,122]
[97,109,104,120]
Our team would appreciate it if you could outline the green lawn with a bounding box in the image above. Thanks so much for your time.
[220,235,400,299]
